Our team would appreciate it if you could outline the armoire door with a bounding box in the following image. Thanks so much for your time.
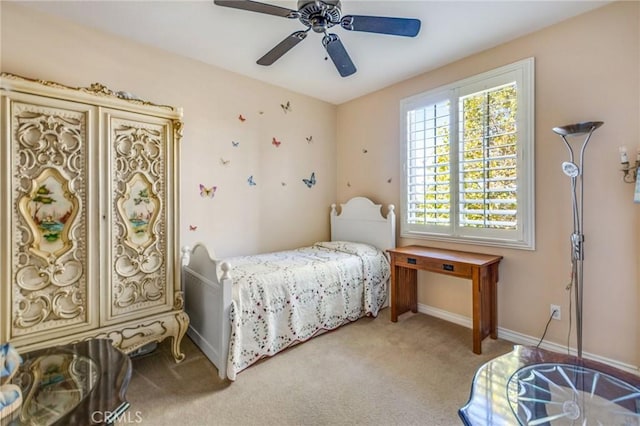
[101,108,178,325]
[1,91,99,344]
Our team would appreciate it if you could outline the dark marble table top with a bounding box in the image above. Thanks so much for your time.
[8,338,132,426]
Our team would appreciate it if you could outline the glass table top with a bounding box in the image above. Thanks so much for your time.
[508,362,640,425]
[459,345,640,426]
[6,339,131,426]
[15,353,99,425]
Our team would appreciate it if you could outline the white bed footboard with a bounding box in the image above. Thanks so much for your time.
[181,244,232,380]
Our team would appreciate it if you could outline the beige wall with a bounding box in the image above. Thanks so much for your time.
[1,2,337,258]
[337,1,639,367]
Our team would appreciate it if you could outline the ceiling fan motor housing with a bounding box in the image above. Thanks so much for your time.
[298,0,342,32]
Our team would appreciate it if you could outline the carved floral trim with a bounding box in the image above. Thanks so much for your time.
[1,72,177,111]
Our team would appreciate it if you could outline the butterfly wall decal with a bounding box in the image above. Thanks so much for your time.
[189,225,198,231]
[247,175,257,186]
[220,158,230,166]
[199,184,217,198]
[232,141,239,147]
[238,114,246,122]
[306,136,313,143]
[272,137,281,147]
[281,101,291,114]
[302,172,316,188]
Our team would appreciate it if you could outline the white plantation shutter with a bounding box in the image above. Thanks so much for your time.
[400,58,535,249]
[406,99,451,228]
[458,83,518,230]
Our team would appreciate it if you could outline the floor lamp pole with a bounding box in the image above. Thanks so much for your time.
[552,121,603,359]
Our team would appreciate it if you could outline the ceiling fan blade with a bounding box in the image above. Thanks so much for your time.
[322,34,356,78]
[257,31,308,66]
[341,15,421,37]
[213,0,299,19]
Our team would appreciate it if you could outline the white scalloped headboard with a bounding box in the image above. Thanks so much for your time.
[330,197,396,251]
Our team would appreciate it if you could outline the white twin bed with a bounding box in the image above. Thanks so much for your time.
[181,197,395,380]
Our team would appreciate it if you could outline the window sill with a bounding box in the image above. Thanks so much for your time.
[400,231,535,251]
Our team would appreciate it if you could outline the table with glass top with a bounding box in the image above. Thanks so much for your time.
[5,339,132,426]
[459,345,640,425]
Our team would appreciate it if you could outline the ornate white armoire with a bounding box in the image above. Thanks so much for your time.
[0,73,188,362]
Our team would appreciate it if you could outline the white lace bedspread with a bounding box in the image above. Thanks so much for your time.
[225,241,390,380]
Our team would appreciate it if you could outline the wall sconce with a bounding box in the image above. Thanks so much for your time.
[619,145,639,183]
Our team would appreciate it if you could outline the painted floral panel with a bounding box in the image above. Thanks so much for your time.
[118,173,159,250]
[22,171,78,260]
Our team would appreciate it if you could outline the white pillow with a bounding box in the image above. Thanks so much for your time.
[314,241,380,257]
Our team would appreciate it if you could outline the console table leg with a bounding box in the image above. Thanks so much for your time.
[391,264,399,322]
[472,267,482,354]
[390,265,417,322]
[489,263,499,340]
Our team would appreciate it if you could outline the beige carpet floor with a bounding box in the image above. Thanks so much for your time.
[127,309,515,425]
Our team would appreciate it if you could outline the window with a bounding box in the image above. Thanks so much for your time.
[400,58,534,249]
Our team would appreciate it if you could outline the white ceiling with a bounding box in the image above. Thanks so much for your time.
[18,0,609,104]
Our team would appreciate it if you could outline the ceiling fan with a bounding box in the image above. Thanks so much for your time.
[213,0,421,77]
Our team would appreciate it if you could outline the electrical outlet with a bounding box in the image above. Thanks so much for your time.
[550,304,561,320]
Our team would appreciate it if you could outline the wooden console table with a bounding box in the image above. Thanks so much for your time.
[388,245,502,354]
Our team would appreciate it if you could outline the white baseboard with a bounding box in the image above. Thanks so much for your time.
[417,303,639,375]
[419,303,472,329]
